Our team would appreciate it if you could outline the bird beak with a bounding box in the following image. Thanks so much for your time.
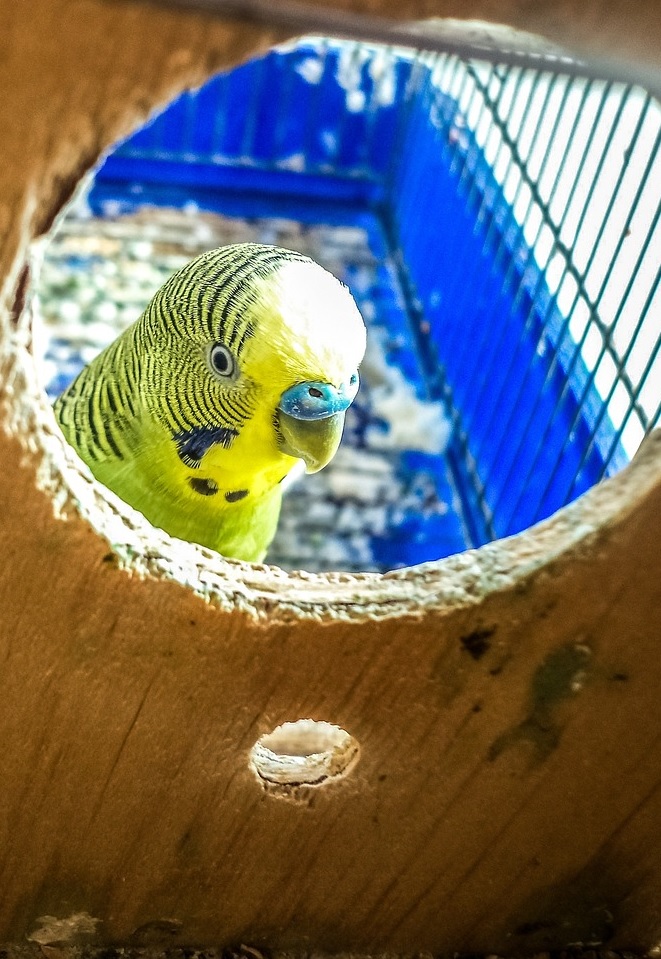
[276,375,359,474]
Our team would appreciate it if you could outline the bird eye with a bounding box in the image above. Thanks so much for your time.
[208,343,237,379]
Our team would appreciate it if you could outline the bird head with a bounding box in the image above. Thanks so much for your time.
[141,243,367,483]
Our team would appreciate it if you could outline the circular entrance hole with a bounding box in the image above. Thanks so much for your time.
[35,36,657,577]
[250,720,360,788]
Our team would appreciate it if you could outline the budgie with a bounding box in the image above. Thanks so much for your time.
[54,243,366,562]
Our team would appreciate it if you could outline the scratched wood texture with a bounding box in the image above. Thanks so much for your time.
[1,0,661,955]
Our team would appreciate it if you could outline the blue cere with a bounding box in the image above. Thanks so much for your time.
[279,376,359,421]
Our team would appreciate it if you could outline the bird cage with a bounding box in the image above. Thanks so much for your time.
[39,36,661,572]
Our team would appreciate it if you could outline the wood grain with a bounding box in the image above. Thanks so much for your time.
[1,0,661,954]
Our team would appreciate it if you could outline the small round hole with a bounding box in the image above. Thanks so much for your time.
[250,719,359,788]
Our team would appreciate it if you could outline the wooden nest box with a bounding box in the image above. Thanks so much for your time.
[1,1,661,956]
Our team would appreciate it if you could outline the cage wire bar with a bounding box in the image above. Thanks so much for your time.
[41,35,661,568]
[385,48,661,539]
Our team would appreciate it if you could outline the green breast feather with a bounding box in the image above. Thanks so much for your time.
[54,243,366,563]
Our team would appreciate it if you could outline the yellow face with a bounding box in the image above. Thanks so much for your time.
[243,260,366,406]
[142,246,367,496]
[228,260,367,490]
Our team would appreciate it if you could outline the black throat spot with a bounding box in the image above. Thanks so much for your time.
[189,477,219,497]
[174,425,239,468]
[225,489,249,503]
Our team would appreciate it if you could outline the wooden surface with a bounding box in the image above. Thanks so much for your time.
[1,0,661,954]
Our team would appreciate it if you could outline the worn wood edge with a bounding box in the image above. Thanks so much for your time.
[4,282,661,623]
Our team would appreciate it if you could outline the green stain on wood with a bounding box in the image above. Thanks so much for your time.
[489,641,592,762]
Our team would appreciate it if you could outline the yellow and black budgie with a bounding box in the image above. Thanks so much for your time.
[55,243,366,562]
